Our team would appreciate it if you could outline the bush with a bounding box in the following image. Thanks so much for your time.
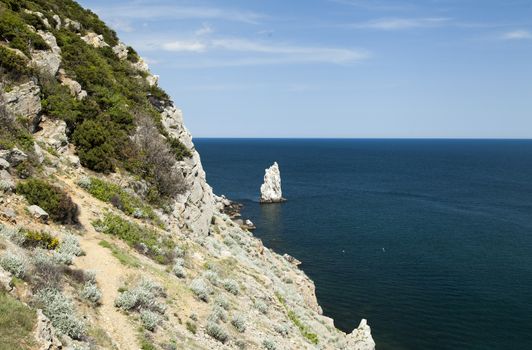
[31,249,64,289]
[222,279,239,295]
[172,259,185,278]
[0,224,25,246]
[231,314,246,333]
[205,322,228,343]
[0,251,27,278]
[35,288,86,339]
[52,234,82,265]
[190,278,210,302]
[274,323,290,336]
[81,281,101,304]
[80,177,157,221]
[20,229,59,250]
[93,213,174,264]
[140,310,160,331]
[16,179,78,224]
[115,278,165,314]
[0,7,49,56]
[0,45,31,77]
[263,339,277,350]
[204,271,219,286]
[208,306,227,324]
[185,320,197,334]
[0,288,36,350]
[214,296,230,311]
[255,300,268,315]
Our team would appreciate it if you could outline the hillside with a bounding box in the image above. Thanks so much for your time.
[0,1,375,349]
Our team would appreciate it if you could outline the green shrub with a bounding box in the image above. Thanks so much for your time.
[0,45,31,77]
[93,214,174,264]
[0,6,49,56]
[80,177,157,221]
[0,288,36,350]
[16,179,78,224]
[20,229,59,250]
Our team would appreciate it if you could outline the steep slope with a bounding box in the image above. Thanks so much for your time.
[0,1,375,349]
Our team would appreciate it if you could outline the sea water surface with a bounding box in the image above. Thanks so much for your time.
[194,139,532,350]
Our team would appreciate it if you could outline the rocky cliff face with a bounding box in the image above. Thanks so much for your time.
[0,1,375,349]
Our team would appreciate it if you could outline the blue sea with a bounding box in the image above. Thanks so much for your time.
[195,139,532,350]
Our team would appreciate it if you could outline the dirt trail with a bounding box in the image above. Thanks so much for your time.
[63,178,140,350]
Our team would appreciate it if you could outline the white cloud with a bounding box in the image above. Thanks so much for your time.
[162,40,207,52]
[97,4,264,24]
[502,30,532,40]
[350,17,450,30]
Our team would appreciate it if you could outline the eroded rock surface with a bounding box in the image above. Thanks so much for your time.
[260,162,285,203]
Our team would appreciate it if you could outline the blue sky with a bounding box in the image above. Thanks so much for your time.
[78,0,532,138]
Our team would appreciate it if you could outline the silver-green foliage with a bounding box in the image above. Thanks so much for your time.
[140,310,160,331]
[222,279,239,295]
[0,251,27,278]
[115,279,166,314]
[206,322,229,343]
[231,314,246,333]
[172,258,185,278]
[53,234,82,265]
[190,278,210,302]
[263,339,277,350]
[36,288,86,339]
[81,281,101,304]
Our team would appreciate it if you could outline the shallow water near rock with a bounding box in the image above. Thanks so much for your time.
[196,138,532,350]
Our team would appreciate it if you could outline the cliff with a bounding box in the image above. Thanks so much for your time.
[0,1,375,349]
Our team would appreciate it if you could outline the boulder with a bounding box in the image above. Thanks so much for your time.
[260,162,285,203]
[0,158,9,170]
[31,31,61,76]
[52,14,61,30]
[64,18,81,32]
[36,119,68,153]
[112,42,128,60]
[0,170,15,192]
[35,309,62,350]
[81,32,109,48]
[0,267,13,292]
[0,148,28,167]
[146,74,159,87]
[27,205,49,223]
[58,70,87,100]
[1,208,17,223]
[2,81,42,132]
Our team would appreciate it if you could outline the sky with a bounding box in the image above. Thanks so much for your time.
[77,0,532,138]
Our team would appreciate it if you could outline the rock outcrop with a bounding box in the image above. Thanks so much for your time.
[81,32,109,48]
[34,310,62,350]
[31,31,61,76]
[161,105,214,236]
[2,80,42,132]
[260,162,285,203]
[112,42,128,60]
[346,319,376,350]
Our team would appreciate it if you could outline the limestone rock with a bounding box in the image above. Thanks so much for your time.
[283,253,301,266]
[132,57,150,73]
[112,42,128,60]
[35,309,62,350]
[27,205,49,223]
[58,70,87,100]
[52,15,62,30]
[146,74,159,87]
[260,162,285,203]
[1,207,17,223]
[64,18,81,32]
[0,148,28,167]
[346,319,376,350]
[23,10,51,29]
[0,158,9,170]
[81,32,109,48]
[0,170,15,192]
[34,143,45,164]
[31,31,61,76]
[2,81,42,132]
[36,119,69,153]
[160,104,214,236]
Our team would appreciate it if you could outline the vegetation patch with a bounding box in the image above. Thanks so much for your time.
[0,288,36,350]
[93,213,175,264]
[0,5,49,56]
[16,179,78,224]
[79,177,158,222]
[276,292,318,344]
[35,288,86,339]
[20,229,59,250]
[98,240,140,267]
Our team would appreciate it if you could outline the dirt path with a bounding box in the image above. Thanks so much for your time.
[64,179,140,350]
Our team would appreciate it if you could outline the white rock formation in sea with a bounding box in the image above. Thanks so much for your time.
[260,162,285,203]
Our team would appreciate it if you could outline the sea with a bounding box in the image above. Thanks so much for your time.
[194,138,532,350]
